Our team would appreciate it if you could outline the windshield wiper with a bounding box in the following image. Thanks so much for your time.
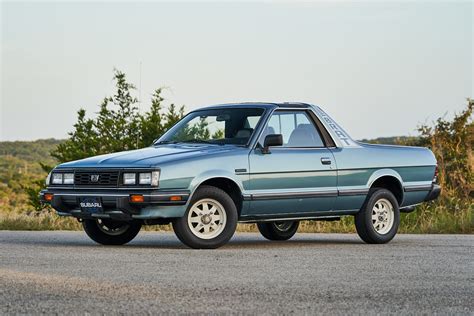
[154,140,179,145]
[155,139,224,146]
[182,139,218,145]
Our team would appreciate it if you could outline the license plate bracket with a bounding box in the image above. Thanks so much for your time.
[79,197,103,213]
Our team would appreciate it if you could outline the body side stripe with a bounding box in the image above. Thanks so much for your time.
[243,187,369,201]
[403,184,433,192]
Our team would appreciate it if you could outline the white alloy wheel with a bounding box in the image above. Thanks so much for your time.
[371,198,394,235]
[187,198,227,240]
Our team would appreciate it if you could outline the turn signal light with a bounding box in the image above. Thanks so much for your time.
[44,193,54,202]
[170,196,182,201]
[130,195,144,203]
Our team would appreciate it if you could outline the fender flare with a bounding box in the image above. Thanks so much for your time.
[366,169,403,188]
[366,168,404,203]
[185,170,244,207]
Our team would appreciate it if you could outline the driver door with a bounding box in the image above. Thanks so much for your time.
[247,110,337,216]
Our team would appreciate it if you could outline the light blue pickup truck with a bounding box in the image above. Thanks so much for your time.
[41,103,440,248]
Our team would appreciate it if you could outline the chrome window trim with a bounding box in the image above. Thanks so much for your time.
[250,106,338,151]
[155,106,270,148]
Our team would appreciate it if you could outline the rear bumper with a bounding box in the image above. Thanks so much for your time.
[424,184,441,202]
[40,188,190,220]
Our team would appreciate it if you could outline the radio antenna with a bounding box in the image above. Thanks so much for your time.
[136,61,142,149]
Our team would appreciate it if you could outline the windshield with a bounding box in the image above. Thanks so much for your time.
[157,108,265,146]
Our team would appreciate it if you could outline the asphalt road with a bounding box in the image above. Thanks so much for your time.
[0,231,472,315]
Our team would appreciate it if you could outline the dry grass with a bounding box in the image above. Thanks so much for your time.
[2,201,472,234]
[399,199,473,234]
[0,211,81,231]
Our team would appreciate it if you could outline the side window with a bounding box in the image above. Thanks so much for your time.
[261,111,325,147]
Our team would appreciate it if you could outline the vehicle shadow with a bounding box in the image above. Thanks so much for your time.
[2,232,364,250]
[225,237,364,249]
[103,235,362,249]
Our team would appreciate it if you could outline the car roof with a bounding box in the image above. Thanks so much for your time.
[196,102,313,110]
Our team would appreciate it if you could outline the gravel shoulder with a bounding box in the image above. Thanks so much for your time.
[1,231,473,315]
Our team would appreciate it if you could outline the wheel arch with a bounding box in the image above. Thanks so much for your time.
[188,172,244,216]
[366,169,404,205]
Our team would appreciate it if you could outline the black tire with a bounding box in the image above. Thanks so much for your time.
[355,188,400,244]
[257,221,299,241]
[172,185,238,249]
[82,219,142,245]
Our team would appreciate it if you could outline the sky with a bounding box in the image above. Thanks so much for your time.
[1,1,472,141]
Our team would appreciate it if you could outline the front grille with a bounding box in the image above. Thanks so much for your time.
[74,170,119,186]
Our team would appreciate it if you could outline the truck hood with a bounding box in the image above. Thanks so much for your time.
[57,144,238,169]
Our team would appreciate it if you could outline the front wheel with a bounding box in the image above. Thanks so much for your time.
[172,185,238,249]
[355,188,400,244]
[257,221,299,241]
[82,219,142,245]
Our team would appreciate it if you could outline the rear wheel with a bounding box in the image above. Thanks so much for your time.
[257,221,299,241]
[355,189,400,244]
[172,185,238,249]
[82,219,142,245]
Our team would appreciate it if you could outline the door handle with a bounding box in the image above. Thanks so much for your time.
[321,157,332,165]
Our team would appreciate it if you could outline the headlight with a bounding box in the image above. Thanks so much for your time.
[63,173,74,184]
[123,173,136,185]
[139,173,151,185]
[138,171,160,186]
[46,172,52,185]
[52,173,63,184]
[123,171,159,186]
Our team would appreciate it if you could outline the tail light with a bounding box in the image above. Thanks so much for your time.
[433,165,438,183]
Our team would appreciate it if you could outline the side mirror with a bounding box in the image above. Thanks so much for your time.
[262,134,283,154]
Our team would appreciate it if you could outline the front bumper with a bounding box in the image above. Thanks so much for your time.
[40,188,190,221]
[424,184,441,202]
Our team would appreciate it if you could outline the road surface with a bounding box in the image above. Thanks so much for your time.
[0,231,472,314]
